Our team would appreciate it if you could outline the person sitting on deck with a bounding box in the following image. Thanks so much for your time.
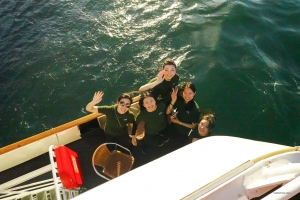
[188,110,217,143]
[138,58,179,105]
[131,91,169,161]
[166,82,200,149]
[86,91,135,148]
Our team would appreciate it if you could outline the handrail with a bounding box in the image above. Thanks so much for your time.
[0,96,141,155]
[182,146,299,200]
[252,146,299,163]
[0,113,101,155]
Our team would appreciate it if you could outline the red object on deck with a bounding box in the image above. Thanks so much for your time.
[54,146,83,189]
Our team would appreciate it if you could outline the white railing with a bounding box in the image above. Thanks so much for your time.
[0,164,79,200]
[0,178,56,200]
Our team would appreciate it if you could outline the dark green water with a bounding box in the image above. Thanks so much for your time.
[1,0,300,147]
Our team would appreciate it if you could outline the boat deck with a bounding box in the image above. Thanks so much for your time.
[1,120,300,199]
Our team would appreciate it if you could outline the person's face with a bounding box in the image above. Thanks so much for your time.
[182,87,196,103]
[198,119,210,136]
[163,65,176,81]
[117,98,131,114]
[143,97,156,112]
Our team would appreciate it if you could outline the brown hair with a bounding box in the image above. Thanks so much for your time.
[138,90,156,110]
[162,58,176,69]
[200,110,216,131]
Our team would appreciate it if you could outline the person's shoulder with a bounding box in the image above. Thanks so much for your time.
[136,109,147,120]
[172,74,179,81]
[126,110,135,121]
[173,96,184,108]
[193,100,200,109]
[190,101,200,116]
[97,105,114,110]
[157,101,166,109]
[137,109,145,116]
[190,129,201,139]
[176,96,184,104]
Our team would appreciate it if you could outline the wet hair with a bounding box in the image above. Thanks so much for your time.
[117,93,133,104]
[162,58,176,69]
[200,110,216,131]
[138,90,156,110]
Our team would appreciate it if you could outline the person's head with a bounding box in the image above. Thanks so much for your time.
[116,93,132,114]
[162,58,176,81]
[180,82,196,103]
[198,111,216,137]
[139,91,157,112]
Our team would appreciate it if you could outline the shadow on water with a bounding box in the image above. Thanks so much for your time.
[198,0,300,147]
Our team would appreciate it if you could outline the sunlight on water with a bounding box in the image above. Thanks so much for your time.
[0,0,300,147]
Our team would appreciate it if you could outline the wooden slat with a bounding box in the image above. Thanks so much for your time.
[0,96,141,155]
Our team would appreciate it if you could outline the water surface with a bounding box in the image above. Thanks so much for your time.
[1,0,300,147]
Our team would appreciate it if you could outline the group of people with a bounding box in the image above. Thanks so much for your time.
[86,58,216,162]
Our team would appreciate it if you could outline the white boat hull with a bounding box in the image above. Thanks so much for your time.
[71,136,300,200]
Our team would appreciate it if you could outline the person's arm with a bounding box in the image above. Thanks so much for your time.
[131,121,145,146]
[127,123,133,136]
[86,91,104,113]
[166,88,178,114]
[170,117,197,129]
[139,70,164,92]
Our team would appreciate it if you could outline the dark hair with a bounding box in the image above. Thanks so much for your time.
[200,110,216,131]
[162,58,176,69]
[179,82,196,94]
[138,90,156,110]
[177,82,197,110]
[117,93,133,104]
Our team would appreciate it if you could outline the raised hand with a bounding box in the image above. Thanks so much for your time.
[156,70,164,83]
[92,91,104,104]
[171,87,178,102]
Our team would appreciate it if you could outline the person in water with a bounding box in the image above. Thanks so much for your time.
[86,91,135,148]
[131,91,169,161]
[139,58,179,105]
[166,82,200,149]
[188,110,216,143]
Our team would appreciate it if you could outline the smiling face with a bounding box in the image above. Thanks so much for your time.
[117,98,131,114]
[198,119,210,137]
[143,96,157,112]
[163,64,176,81]
[182,87,196,103]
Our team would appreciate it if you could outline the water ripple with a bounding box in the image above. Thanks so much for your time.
[1,0,300,146]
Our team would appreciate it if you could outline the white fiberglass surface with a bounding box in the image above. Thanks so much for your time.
[73,136,290,200]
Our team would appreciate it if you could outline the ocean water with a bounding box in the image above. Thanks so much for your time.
[1,0,300,147]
